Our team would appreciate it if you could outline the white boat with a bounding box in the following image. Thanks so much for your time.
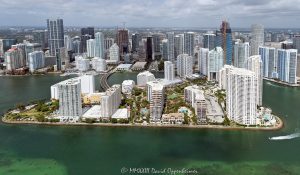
[269,132,300,140]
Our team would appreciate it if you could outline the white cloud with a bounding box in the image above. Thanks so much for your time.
[0,0,300,27]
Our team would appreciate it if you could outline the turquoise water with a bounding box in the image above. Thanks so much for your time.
[0,74,299,175]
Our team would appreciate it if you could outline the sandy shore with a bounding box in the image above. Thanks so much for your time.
[1,116,284,131]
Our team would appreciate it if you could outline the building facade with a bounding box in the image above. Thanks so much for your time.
[164,61,175,81]
[137,71,156,86]
[208,47,224,81]
[176,54,193,78]
[147,81,165,122]
[47,19,64,56]
[246,55,263,106]
[220,66,258,125]
[250,24,264,56]
[277,49,298,84]
[259,46,277,78]
[28,51,45,73]
[58,79,82,120]
[234,42,250,68]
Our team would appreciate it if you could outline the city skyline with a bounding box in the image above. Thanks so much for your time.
[1,0,300,28]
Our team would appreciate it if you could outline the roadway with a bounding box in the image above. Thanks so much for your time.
[100,68,116,91]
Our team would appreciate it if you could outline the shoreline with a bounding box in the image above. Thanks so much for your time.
[264,78,300,87]
[1,116,284,131]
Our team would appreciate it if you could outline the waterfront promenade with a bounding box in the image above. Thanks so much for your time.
[1,116,283,131]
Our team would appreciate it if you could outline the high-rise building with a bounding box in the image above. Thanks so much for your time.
[219,21,233,65]
[72,36,81,54]
[166,32,175,62]
[137,71,156,86]
[47,18,64,56]
[80,34,92,53]
[87,39,96,57]
[184,85,207,124]
[292,35,300,52]
[147,81,165,122]
[75,55,90,72]
[58,79,82,119]
[33,30,47,49]
[219,66,257,125]
[11,43,26,64]
[174,34,184,59]
[95,32,105,58]
[277,49,298,84]
[246,55,263,106]
[152,34,161,53]
[109,43,120,62]
[132,33,140,53]
[259,46,277,78]
[0,39,17,58]
[208,47,224,81]
[176,54,193,78]
[146,36,153,62]
[25,42,42,65]
[5,48,26,71]
[55,47,68,71]
[64,35,72,51]
[78,74,95,94]
[92,57,106,72]
[198,48,209,76]
[117,29,129,56]
[161,39,168,60]
[101,85,121,118]
[234,42,250,68]
[81,27,95,39]
[164,61,175,81]
[250,24,264,56]
[104,38,114,51]
[203,33,216,51]
[184,32,195,56]
[28,51,45,73]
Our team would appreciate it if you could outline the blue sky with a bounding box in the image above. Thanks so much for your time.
[0,0,300,28]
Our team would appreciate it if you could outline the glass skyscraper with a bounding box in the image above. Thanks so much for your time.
[219,21,233,65]
[47,19,64,56]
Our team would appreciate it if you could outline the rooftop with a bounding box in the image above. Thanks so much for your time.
[116,64,132,69]
[82,105,102,119]
[112,109,128,119]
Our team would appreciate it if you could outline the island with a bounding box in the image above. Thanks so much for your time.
[2,64,283,131]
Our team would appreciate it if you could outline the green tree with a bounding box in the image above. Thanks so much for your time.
[16,103,25,111]
[111,118,118,123]
[183,113,190,125]
[223,116,230,126]
[35,114,46,122]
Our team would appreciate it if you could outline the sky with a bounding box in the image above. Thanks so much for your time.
[0,0,300,28]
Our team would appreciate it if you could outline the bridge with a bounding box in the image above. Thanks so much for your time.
[100,68,116,91]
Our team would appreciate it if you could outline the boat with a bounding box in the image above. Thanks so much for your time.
[269,132,300,140]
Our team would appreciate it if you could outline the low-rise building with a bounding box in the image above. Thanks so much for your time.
[116,64,132,71]
[131,61,147,71]
[111,108,129,120]
[161,113,184,125]
[83,93,105,105]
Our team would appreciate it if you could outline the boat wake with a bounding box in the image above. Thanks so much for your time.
[269,132,300,141]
